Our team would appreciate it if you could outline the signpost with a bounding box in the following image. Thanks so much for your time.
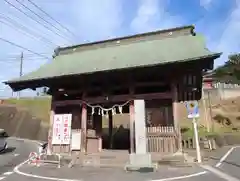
[186,101,201,163]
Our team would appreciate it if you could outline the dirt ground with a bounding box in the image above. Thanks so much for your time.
[179,96,240,137]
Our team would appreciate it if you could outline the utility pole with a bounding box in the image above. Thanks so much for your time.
[17,52,23,99]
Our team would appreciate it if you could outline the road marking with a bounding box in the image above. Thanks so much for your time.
[14,158,82,181]
[0,177,5,180]
[215,146,240,167]
[14,154,19,157]
[201,165,240,181]
[216,147,235,167]
[151,171,207,181]
[13,138,209,181]
[3,171,13,175]
[11,138,210,181]
[15,159,209,181]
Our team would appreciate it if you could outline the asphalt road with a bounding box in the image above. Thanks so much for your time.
[0,139,240,181]
[0,137,37,180]
[217,146,240,179]
[8,147,240,181]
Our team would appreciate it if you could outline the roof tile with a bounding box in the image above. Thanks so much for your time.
[6,35,221,84]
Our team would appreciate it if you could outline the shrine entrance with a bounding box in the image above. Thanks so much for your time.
[86,102,131,152]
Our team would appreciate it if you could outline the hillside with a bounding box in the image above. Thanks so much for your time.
[179,97,240,138]
[1,96,240,139]
[4,97,52,124]
[0,104,48,141]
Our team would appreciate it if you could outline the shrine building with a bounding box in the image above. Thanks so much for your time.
[5,25,221,157]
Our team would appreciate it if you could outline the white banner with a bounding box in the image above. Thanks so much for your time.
[62,114,72,144]
[52,114,72,145]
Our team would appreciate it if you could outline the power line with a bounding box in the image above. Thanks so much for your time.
[0,57,48,62]
[0,37,51,60]
[0,55,49,59]
[0,13,61,47]
[3,0,71,45]
[14,0,74,40]
[0,18,54,49]
[26,0,78,39]
[4,52,51,57]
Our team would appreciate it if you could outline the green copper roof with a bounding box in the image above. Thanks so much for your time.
[6,34,221,84]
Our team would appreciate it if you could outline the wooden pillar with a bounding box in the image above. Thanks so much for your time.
[81,103,87,153]
[47,104,55,155]
[172,83,183,152]
[93,114,102,152]
[109,111,113,149]
[129,100,135,153]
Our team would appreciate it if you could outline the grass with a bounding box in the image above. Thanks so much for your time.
[2,96,240,137]
[4,97,51,124]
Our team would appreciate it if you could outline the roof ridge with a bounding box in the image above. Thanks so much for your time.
[56,25,195,56]
[59,34,201,56]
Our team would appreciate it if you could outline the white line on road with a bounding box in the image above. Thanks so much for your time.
[201,165,240,181]
[14,138,209,181]
[14,159,82,181]
[0,177,5,180]
[215,146,240,167]
[3,171,13,176]
[14,154,19,157]
[150,171,207,181]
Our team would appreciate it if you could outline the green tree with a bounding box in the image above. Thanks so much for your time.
[214,53,240,82]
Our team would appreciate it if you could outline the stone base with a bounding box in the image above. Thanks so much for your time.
[124,153,158,172]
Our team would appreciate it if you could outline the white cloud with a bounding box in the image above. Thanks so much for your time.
[200,0,214,9]
[130,0,184,33]
[0,0,239,97]
[70,0,123,41]
[210,0,240,66]
[0,0,125,97]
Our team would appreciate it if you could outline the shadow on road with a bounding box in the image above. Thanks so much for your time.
[0,147,16,154]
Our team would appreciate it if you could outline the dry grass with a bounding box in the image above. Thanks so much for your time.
[3,97,51,124]
[2,96,240,137]
[179,97,240,137]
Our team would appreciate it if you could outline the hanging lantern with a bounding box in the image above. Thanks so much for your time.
[98,108,101,115]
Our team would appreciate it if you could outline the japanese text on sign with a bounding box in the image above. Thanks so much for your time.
[52,114,72,145]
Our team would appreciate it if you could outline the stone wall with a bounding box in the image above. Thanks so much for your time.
[203,88,240,104]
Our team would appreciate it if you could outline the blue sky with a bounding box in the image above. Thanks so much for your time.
[0,0,239,97]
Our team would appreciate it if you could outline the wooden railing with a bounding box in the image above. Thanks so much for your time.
[147,126,178,153]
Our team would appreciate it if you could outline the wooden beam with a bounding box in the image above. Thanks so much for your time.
[53,92,172,106]
[47,107,55,155]
[53,81,167,96]
[108,112,113,149]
